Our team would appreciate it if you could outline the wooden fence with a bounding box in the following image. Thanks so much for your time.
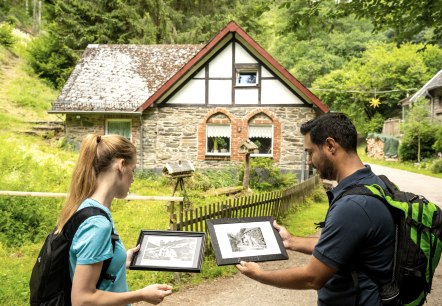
[169,175,320,233]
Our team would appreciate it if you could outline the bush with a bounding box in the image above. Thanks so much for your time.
[431,159,442,174]
[240,157,296,191]
[0,23,15,47]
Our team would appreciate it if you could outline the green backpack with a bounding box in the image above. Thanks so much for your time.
[341,175,442,306]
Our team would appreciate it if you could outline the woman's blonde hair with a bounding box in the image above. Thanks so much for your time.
[55,134,136,233]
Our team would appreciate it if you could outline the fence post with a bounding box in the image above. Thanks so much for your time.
[169,201,177,231]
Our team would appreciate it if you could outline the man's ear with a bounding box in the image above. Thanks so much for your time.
[324,137,338,154]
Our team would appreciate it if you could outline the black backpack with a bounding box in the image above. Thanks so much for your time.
[339,175,442,306]
[29,207,119,306]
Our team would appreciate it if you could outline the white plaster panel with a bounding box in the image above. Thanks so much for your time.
[261,66,273,78]
[209,44,233,78]
[261,79,303,105]
[195,68,205,78]
[208,80,232,104]
[168,79,205,104]
[235,43,257,64]
[235,89,259,104]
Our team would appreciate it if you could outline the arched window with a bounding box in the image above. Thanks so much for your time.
[248,114,273,157]
[206,113,231,156]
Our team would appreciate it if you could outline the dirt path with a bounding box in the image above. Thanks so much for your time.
[136,165,442,306]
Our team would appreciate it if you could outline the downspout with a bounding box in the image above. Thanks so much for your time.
[139,114,144,171]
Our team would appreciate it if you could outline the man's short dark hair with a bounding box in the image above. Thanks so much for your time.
[300,112,357,152]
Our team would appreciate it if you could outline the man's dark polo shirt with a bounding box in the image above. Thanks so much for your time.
[313,165,395,306]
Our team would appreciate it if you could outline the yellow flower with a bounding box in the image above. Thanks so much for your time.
[369,97,381,108]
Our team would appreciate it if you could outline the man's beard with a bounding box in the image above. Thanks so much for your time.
[317,155,335,181]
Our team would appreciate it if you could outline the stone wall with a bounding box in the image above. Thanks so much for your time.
[65,106,316,172]
[141,106,315,172]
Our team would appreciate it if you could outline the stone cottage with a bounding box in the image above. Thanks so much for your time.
[50,21,329,174]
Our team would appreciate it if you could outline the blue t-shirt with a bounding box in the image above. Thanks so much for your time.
[69,199,128,293]
[313,165,395,306]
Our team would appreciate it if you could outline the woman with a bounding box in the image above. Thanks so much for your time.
[55,134,172,305]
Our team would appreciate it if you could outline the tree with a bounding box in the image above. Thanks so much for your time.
[399,99,439,162]
[312,42,442,134]
[322,0,442,45]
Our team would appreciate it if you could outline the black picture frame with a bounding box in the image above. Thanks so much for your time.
[206,216,288,266]
[129,230,206,272]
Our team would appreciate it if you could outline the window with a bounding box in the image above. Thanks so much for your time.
[106,119,132,140]
[249,125,273,156]
[206,124,231,156]
[236,64,259,86]
[237,71,257,85]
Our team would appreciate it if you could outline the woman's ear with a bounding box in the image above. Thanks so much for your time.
[116,158,125,173]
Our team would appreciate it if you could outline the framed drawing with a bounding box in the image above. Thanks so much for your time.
[206,216,288,266]
[129,230,206,272]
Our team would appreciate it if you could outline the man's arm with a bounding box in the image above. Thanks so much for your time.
[236,256,336,290]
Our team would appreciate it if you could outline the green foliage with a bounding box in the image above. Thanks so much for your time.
[0,23,16,47]
[328,0,442,45]
[313,42,439,135]
[240,157,296,191]
[399,99,439,162]
[281,186,328,236]
[431,159,442,174]
[187,168,241,191]
[432,126,442,153]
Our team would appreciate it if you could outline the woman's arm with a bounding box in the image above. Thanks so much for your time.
[71,263,172,306]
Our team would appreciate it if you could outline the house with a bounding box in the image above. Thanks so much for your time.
[50,21,328,174]
[401,69,442,122]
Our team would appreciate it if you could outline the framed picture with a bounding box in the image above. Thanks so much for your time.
[206,216,288,266]
[129,230,206,272]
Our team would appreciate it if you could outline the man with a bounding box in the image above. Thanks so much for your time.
[237,112,395,305]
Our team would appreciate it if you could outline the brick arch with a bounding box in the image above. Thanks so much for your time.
[197,108,240,161]
[243,108,282,162]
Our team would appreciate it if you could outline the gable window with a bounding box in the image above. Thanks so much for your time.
[206,124,231,155]
[249,125,273,156]
[236,64,259,86]
[106,119,132,140]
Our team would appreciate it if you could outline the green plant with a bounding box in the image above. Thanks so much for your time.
[431,159,442,174]
[0,23,15,47]
[240,157,296,191]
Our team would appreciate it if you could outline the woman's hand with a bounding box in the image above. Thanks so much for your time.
[126,244,140,269]
[138,284,173,305]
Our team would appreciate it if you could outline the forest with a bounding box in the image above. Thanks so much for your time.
[1,0,442,160]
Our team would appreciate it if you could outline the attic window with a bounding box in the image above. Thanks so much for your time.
[236,64,259,86]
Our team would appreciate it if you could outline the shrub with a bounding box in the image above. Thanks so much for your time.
[431,159,442,174]
[0,23,15,47]
[240,157,296,191]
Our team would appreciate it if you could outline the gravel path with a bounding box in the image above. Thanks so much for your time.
[136,164,442,306]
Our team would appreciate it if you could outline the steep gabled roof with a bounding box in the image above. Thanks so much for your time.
[136,20,328,113]
[406,69,442,104]
[51,44,203,113]
[51,21,328,114]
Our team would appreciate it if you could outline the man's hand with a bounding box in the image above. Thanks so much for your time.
[236,261,262,279]
[273,220,293,249]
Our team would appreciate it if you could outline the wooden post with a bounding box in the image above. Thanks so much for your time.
[243,152,251,190]
[169,201,177,231]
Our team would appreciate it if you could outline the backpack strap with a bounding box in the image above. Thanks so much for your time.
[63,206,119,286]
